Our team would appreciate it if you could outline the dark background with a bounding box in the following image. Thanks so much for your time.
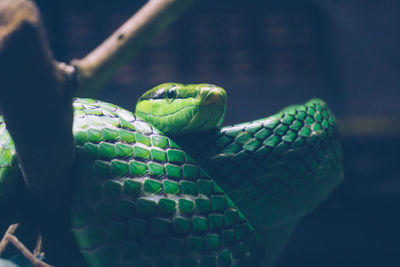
[34,0,400,266]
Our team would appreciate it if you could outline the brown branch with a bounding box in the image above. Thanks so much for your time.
[0,224,53,267]
[0,0,75,202]
[72,0,196,96]
[33,235,42,257]
[0,0,86,266]
[0,223,19,255]
[7,234,53,267]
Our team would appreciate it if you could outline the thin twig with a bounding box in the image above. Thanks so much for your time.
[33,235,42,256]
[72,0,195,96]
[7,234,53,267]
[0,224,52,267]
[0,223,19,255]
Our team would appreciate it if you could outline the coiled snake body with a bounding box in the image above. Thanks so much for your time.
[0,83,343,267]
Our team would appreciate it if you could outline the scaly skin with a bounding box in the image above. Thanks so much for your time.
[70,99,264,266]
[174,98,343,266]
[175,99,343,229]
[0,85,343,267]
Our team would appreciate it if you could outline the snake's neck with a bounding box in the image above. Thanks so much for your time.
[172,129,221,160]
[172,120,254,168]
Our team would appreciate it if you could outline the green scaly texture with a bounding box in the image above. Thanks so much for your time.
[176,99,343,229]
[174,98,343,266]
[0,116,23,213]
[70,98,264,266]
[0,96,342,267]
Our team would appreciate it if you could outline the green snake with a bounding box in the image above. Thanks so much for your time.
[0,83,343,267]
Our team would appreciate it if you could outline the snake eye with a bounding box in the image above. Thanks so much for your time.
[166,88,177,99]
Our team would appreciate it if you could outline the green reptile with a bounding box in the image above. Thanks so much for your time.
[0,83,343,266]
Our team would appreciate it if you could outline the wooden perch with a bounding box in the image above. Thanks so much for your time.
[0,0,86,265]
[0,0,76,208]
[72,0,195,96]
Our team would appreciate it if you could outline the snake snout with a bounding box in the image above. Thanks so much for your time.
[200,88,226,106]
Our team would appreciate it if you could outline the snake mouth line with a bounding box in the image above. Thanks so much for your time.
[136,103,198,118]
[136,102,222,119]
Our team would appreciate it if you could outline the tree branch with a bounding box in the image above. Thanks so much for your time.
[0,224,53,267]
[0,0,75,203]
[0,0,85,265]
[0,223,19,255]
[72,0,195,96]
[7,234,53,267]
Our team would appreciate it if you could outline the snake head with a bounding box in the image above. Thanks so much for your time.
[135,83,227,135]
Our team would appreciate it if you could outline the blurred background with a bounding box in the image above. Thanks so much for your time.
[34,0,400,266]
